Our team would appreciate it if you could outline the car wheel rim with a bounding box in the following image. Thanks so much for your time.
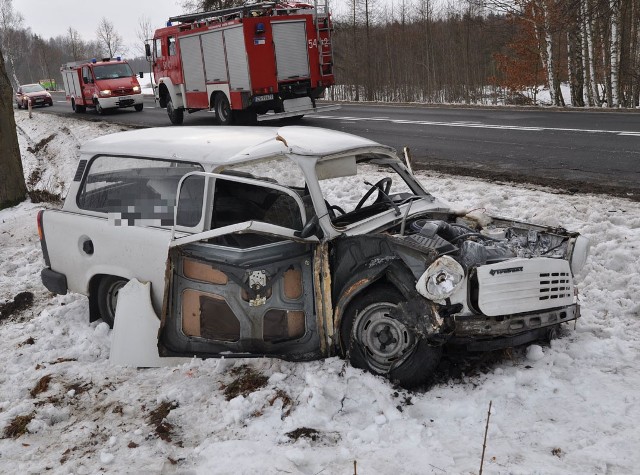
[353,302,416,374]
[106,280,126,320]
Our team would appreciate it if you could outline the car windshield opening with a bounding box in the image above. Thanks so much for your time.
[93,63,134,80]
[317,154,422,227]
[23,84,45,93]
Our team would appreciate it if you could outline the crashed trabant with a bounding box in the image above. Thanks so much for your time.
[38,126,589,387]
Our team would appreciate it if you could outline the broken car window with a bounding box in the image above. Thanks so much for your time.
[77,156,203,226]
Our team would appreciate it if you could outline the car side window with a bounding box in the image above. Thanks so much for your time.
[209,178,303,248]
[82,66,92,84]
[168,36,176,56]
[154,38,163,59]
[77,156,204,226]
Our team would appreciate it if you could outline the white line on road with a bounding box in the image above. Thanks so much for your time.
[313,115,640,136]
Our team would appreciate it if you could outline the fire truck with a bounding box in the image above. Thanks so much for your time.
[148,1,339,125]
[60,58,144,114]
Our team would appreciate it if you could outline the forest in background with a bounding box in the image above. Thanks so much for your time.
[1,0,639,108]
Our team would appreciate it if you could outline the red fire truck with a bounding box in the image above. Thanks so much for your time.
[60,58,144,114]
[148,1,339,125]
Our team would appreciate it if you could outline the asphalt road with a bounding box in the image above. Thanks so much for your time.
[42,91,640,200]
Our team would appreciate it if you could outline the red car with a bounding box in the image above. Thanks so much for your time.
[16,83,53,108]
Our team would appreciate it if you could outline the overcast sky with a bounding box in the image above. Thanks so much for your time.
[17,0,183,57]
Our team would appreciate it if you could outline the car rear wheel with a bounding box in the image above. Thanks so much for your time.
[214,93,233,125]
[340,285,443,388]
[97,276,128,328]
[166,96,183,125]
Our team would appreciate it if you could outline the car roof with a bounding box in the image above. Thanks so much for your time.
[80,126,396,166]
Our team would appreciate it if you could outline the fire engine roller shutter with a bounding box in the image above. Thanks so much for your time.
[201,31,227,83]
[179,35,206,92]
[223,27,250,91]
[272,21,310,81]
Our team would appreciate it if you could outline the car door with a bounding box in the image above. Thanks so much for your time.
[159,172,325,362]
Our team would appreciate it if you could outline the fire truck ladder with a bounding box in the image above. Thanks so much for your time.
[314,0,333,77]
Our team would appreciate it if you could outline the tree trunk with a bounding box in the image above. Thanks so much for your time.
[581,0,594,106]
[586,0,601,106]
[609,0,620,107]
[0,49,26,209]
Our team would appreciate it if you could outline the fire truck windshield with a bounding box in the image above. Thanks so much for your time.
[93,63,134,80]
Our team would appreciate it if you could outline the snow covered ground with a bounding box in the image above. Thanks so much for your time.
[1,110,639,474]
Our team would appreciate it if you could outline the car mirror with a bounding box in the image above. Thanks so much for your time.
[139,71,144,78]
[145,43,152,58]
[295,215,321,239]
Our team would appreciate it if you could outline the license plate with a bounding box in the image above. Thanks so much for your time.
[253,94,273,103]
[35,99,43,103]
[120,96,132,101]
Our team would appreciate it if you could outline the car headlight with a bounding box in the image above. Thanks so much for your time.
[416,256,465,301]
[99,90,112,97]
[132,85,141,93]
[569,235,590,274]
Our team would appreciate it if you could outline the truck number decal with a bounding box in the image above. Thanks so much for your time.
[308,38,330,49]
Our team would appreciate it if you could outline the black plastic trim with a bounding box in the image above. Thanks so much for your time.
[41,268,68,295]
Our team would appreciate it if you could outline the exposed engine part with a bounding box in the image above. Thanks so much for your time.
[396,218,571,268]
[458,240,516,269]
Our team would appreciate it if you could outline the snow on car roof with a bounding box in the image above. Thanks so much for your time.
[79,126,396,165]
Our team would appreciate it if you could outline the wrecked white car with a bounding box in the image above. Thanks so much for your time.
[38,126,589,387]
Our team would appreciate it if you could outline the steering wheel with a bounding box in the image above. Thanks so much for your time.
[355,177,392,211]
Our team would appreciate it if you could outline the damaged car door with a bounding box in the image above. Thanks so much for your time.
[159,172,324,361]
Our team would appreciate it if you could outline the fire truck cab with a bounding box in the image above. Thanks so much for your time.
[150,1,339,125]
[60,58,144,114]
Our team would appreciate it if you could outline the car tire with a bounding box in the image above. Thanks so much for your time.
[17,101,22,109]
[340,285,442,388]
[214,93,233,125]
[96,276,129,328]
[134,103,143,112]
[166,96,184,125]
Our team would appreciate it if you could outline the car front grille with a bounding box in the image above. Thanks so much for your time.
[475,258,574,316]
[112,88,134,96]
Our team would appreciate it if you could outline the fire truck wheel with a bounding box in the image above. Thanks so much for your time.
[166,97,184,125]
[72,99,85,113]
[214,93,233,125]
[134,104,144,112]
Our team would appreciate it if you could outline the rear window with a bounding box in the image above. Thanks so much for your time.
[77,156,204,227]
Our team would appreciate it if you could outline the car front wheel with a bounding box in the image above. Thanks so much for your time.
[166,96,183,125]
[96,276,128,328]
[340,285,442,388]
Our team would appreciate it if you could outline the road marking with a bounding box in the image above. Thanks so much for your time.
[313,115,640,136]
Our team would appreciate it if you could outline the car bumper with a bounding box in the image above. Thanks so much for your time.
[448,303,580,352]
[41,268,68,295]
[98,94,143,109]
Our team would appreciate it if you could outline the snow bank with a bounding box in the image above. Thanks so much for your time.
[1,110,639,474]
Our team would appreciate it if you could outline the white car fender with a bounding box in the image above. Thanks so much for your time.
[109,278,192,367]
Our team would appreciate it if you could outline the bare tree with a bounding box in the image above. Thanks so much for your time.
[0,48,26,209]
[96,17,125,58]
[135,16,154,57]
[0,0,23,87]
[66,27,84,61]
